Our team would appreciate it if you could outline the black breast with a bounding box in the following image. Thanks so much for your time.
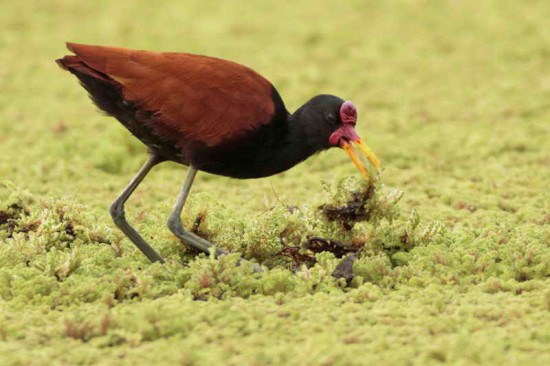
[189,86,291,179]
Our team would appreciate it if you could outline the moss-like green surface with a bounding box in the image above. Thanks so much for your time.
[1,0,549,364]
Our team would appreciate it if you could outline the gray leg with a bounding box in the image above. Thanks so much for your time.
[167,167,262,272]
[110,154,164,263]
[167,167,229,256]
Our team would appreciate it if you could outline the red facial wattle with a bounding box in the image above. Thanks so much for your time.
[329,124,360,146]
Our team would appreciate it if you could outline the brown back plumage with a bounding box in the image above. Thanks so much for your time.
[57,43,276,148]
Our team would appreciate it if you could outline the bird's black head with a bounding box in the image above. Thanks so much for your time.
[292,94,381,180]
[292,95,345,149]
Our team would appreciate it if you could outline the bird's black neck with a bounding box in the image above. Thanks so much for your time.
[261,110,320,175]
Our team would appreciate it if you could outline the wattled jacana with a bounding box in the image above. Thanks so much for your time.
[56,43,381,264]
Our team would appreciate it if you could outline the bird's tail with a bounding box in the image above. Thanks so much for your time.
[56,44,126,118]
[56,54,111,82]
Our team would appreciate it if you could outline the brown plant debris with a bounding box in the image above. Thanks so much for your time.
[183,212,209,255]
[320,184,375,230]
[0,210,12,225]
[305,237,355,258]
[280,236,360,268]
[191,212,207,235]
[278,246,316,266]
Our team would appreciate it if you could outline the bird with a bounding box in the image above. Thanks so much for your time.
[56,43,381,265]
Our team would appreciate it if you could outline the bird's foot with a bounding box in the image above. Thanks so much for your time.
[168,221,263,273]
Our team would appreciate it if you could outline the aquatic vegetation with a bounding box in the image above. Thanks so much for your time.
[1,0,549,364]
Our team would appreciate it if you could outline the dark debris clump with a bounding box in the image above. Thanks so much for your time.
[278,183,379,271]
[319,184,376,231]
[332,253,360,284]
[278,247,316,266]
[306,237,356,258]
[0,203,30,238]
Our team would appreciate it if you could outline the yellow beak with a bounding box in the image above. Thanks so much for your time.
[341,139,381,181]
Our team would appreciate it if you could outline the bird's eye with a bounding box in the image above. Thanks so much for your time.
[325,112,337,124]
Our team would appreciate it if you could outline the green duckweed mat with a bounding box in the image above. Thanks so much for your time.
[0,1,548,364]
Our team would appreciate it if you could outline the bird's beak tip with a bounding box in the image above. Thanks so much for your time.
[354,139,382,170]
[341,138,381,181]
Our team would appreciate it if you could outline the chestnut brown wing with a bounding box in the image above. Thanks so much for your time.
[64,43,275,147]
